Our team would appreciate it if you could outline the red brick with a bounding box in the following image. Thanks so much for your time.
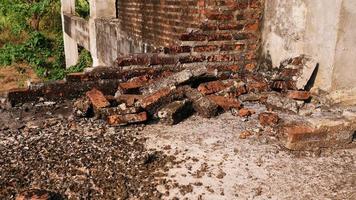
[271,80,297,91]
[218,23,244,30]
[244,22,260,31]
[220,43,245,51]
[119,75,150,91]
[180,32,207,41]
[239,130,253,139]
[164,46,191,54]
[107,112,148,125]
[206,12,234,21]
[86,88,110,110]
[116,94,143,107]
[238,108,255,117]
[208,33,233,41]
[179,55,206,63]
[150,55,177,65]
[207,95,242,111]
[247,76,269,93]
[193,45,219,52]
[198,80,235,95]
[258,112,279,127]
[287,91,311,100]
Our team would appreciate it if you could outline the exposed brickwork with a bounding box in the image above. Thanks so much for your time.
[115,0,264,72]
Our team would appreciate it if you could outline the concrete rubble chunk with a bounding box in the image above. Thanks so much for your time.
[86,88,110,110]
[107,112,148,126]
[258,112,279,127]
[207,95,242,111]
[141,66,208,94]
[185,87,219,118]
[294,56,318,90]
[266,92,299,113]
[158,100,194,125]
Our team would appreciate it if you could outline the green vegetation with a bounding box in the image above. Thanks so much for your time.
[0,0,92,80]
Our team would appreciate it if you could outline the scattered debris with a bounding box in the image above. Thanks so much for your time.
[15,189,63,200]
[258,112,279,127]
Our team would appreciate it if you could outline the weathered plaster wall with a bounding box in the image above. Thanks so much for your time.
[262,0,356,93]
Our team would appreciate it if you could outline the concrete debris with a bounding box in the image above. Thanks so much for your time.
[266,92,299,113]
[185,87,219,118]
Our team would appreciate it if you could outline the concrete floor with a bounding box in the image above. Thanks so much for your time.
[144,113,356,200]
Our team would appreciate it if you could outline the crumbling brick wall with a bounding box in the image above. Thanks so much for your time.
[115,0,264,72]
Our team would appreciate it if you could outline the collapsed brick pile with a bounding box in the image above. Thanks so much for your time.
[73,55,315,128]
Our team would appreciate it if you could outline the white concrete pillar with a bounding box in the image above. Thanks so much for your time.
[89,0,117,67]
[61,0,79,68]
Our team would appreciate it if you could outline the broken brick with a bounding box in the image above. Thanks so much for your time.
[73,96,93,117]
[246,76,269,93]
[16,189,62,200]
[86,88,110,110]
[266,92,299,113]
[116,94,143,107]
[258,112,279,127]
[207,95,242,111]
[107,112,148,126]
[239,130,253,139]
[238,108,255,117]
[139,87,186,115]
[158,100,194,125]
[118,75,150,92]
[185,87,219,118]
[215,81,247,97]
[97,106,141,119]
[197,80,236,95]
[287,91,311,101]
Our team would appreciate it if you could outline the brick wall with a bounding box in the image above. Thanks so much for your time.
[117,0,203,47]
[116,0,264,72]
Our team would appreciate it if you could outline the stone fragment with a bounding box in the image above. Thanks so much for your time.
[73,97,93,117]
[116,94,143,107]
[139,87,186,115]
[238,108,255,117]
[16,189,63,200]
[287,90,311,101]
[266,92,299,113]
[185,87,219,118]
[158,100,194,125]
[107,112,148,125]
[141,66,208,94]
[258,112,279,127]
[86,88,110,110]
[207,95,242,111]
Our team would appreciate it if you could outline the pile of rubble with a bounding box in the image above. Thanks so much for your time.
[73,56,312,127]
[71,55,356,151]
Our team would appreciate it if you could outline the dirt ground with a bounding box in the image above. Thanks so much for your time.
[0,65,40,92]
[0,100,355,199]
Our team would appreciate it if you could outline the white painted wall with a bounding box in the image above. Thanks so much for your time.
[262,0,356,94]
